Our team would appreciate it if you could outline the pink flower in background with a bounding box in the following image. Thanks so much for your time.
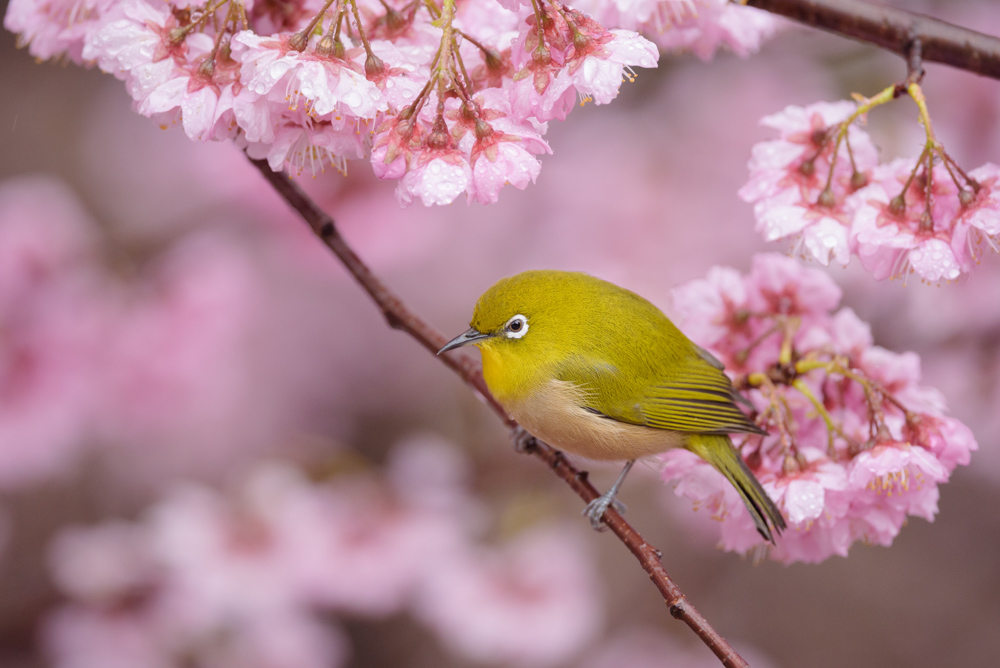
[665,253,977,563]
[43,439,604,667]
[97,232,267,473]
[648,0,783,59]
[414,526,603,667]
[0,178,111,488]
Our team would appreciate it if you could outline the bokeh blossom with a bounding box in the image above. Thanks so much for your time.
[43,441,603,668]
[663,254,977,563]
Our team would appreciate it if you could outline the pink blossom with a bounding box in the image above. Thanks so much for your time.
[850,159,970,283]
[4,0,115,63]
[648,0,783,60]
[397,148,473,206]
[303,473,469,615]
[451,89,551,204]
[49,523,158,604]
[848,442,948,524]
[740,100,879,266]
[414,526,603,667]
[248,119,366,175]
[0,177,110,488]
[566,28,659,105]
[231,31,385,139]
[663,254,977,563]
[961,163,1000,244]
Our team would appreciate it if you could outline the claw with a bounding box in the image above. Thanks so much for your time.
[510,425,535,453]
[583,494,627,531]
[582,460,635,531]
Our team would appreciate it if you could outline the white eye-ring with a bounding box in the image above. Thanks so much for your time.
[504,314,529,339]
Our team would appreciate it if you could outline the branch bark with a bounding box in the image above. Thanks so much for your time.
[248,157,751,668]
[745,0,1000,81]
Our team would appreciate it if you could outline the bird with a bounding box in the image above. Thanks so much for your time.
[439,270,785,543]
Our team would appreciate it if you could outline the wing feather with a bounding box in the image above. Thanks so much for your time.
[555,352,763,436]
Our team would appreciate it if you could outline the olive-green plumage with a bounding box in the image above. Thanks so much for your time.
[441,270,785,542]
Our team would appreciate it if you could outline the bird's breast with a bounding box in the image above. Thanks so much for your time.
[506,379,685,462]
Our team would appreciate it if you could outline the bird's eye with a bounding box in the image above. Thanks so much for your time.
[504,314,529,339]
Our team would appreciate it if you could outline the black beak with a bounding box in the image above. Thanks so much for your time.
[438,328,492,354]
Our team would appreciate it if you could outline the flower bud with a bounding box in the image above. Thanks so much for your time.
[384,6,407,31]
[288,31,309,52]
[888,195,906,215]
[197,55,215,78]
[850,171,868,189]
[474,119,494,141]
[919,211,933,232]
[365,53,385,78]
[484,49,503,72]
[315,35,336,58]
[168,27,187,45]
[799,160,815,177]
[426,117,451,150]
[817,188,835,208]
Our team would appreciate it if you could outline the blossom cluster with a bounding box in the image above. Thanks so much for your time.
[5,0,778,206]
[664,254,977,563]
[44,437,604,668]
[741,100,1000,283]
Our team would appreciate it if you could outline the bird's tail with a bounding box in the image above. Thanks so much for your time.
[684,434,786,544]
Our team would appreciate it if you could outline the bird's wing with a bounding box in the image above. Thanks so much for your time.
[556,355,764,436]
[640,365,765,435]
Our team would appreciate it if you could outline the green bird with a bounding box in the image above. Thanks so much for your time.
[440,270,785,542]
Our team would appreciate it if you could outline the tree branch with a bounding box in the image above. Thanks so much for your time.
[745,0,1000,81]
[248,157,750,668]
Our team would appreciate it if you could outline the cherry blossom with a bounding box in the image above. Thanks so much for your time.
[4,0,115,63]
[6,0,704,205]
[664,253,977,563]
[740,100,879,266]
[744,98,1000,280]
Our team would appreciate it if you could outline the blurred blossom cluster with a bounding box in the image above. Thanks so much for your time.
[741,100,1000,283]
[0,175,306,489]
[4,0,778,206]
[45,436,605,668]
[664,254,978,563]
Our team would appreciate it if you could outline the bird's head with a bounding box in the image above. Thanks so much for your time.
[437,270,592,374]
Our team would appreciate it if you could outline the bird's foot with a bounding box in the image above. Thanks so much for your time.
[583,493,627,531]
[510,426,536,453]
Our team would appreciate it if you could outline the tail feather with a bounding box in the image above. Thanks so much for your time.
[685,434,786,544]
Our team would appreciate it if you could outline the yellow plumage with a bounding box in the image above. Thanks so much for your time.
[441,270,785,542]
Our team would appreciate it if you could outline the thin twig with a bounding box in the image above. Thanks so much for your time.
[248,157,751,668]
[744,0,1000,81]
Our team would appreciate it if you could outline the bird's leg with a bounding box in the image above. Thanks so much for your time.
[583,460,635,531]
[510,425,537,453]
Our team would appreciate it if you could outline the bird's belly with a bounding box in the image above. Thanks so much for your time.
[506,380,684,462]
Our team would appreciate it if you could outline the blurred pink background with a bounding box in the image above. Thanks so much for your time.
[2,1,1000,666]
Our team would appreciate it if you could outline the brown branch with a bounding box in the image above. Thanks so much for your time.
[248,157,751,668]
[744,0,1000,81]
